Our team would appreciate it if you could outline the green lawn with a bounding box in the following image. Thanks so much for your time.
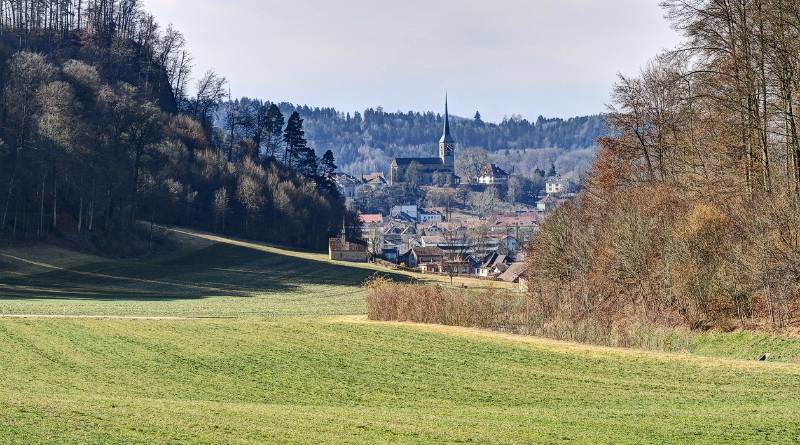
[0,232,382,318]
[0,230,799,444]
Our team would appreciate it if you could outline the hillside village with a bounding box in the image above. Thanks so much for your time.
[329,99,576,284]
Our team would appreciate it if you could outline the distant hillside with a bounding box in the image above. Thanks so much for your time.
[218,99,607,177]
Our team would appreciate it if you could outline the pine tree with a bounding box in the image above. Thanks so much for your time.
[474,111,483,124]
[264,103,284,161]
[320,150,337,177]
[283,111,306,168]
[547,162,557,177]
[297,146,318,178]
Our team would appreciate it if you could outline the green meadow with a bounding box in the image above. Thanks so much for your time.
[0,229,799,444]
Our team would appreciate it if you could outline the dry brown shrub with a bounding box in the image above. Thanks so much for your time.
[365,276,527,332]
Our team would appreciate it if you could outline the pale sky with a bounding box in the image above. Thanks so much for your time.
[144,0,681,122]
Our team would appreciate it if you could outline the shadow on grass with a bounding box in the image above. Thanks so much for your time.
[0,243,413,301]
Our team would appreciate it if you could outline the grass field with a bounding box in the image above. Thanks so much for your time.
[1,228,799,444]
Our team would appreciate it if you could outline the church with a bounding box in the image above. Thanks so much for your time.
[388,97,459,186]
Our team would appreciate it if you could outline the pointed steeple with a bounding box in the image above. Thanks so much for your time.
[440,92,455,144]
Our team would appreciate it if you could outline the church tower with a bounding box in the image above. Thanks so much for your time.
[439,94,455,168]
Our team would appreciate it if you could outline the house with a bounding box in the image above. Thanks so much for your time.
[477,253,511,278]
[477,163,510,185]
[379,241,401,263]
[333,173,362,199]
[391,205,419,221]
[408,246,446,268]
[495,212,539,228]
[383,224,417,246]
[537,195,563,213]
[362,172,388,188]
[422,224,445,235]
[358,214,384,225]
[442,258,472,276]
[499,262,527,287]
[418,208,444,224]
[420,235,445,247]
[333,173,366,209]
[328,237,370,262]
[546,175,570,195]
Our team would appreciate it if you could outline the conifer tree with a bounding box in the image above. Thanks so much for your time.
[263,103,284,161]
[320,150,337,177]
[282,111,306,168]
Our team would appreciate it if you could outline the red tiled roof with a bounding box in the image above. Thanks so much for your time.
[495,213,539,226]
[358,214,383,224]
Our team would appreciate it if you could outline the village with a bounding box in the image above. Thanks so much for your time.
[328,114,575,286]
[327,99,577,286]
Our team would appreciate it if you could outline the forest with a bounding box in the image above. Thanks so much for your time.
[0,0,351,252]
[528,0,800,342]
[217,98,606,178]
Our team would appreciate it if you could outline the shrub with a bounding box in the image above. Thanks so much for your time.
[365,277,527,332]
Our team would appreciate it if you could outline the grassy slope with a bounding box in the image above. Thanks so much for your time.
[0,229,799,444]
[1,317,799,444]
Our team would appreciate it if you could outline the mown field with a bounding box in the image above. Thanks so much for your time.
[0,229,799,444]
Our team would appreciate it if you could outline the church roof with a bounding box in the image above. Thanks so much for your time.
[393,157,444,166]
[440,94,455,144]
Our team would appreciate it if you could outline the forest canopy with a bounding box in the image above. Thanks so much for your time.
[0,0,351,252]
[216,98,607,179]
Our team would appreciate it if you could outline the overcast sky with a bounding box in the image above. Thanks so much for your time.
[144,0,681,122]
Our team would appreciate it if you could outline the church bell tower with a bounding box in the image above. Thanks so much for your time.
[439,94,455,168]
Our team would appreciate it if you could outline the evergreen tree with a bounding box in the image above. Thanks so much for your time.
[474,111,483,124]
[263,103,284,161]
[297,146,318,178]
[320,150,337,177]
[283,111,306,168]
[547,162,557,177]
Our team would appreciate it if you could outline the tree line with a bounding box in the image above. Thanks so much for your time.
[528,0,800,343]
[217,98,607,177]
[0,0,351,253]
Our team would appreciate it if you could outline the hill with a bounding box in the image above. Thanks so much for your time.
[0,1,349,252]
[217,98,607,177]
[0,232,799,443]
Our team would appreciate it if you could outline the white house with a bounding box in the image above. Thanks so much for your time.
[418,209,444,224]
[477,164,510,185]
[545,176,569,195]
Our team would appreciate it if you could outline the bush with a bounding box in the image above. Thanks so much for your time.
[365,277,527,332]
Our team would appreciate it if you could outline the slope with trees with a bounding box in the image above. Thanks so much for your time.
[217,98,607,179]
[527,0,800,343]
[0,0,351,252]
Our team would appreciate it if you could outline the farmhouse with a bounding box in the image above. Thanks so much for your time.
[408,246,446,268]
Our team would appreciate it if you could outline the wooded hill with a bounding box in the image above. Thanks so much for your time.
[0,0,350,252]
[528,0,800,342]
[217,98,607,177]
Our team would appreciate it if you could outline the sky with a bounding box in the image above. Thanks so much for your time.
[144,0,681,123]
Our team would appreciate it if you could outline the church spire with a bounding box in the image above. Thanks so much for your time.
[440,92,455,144]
